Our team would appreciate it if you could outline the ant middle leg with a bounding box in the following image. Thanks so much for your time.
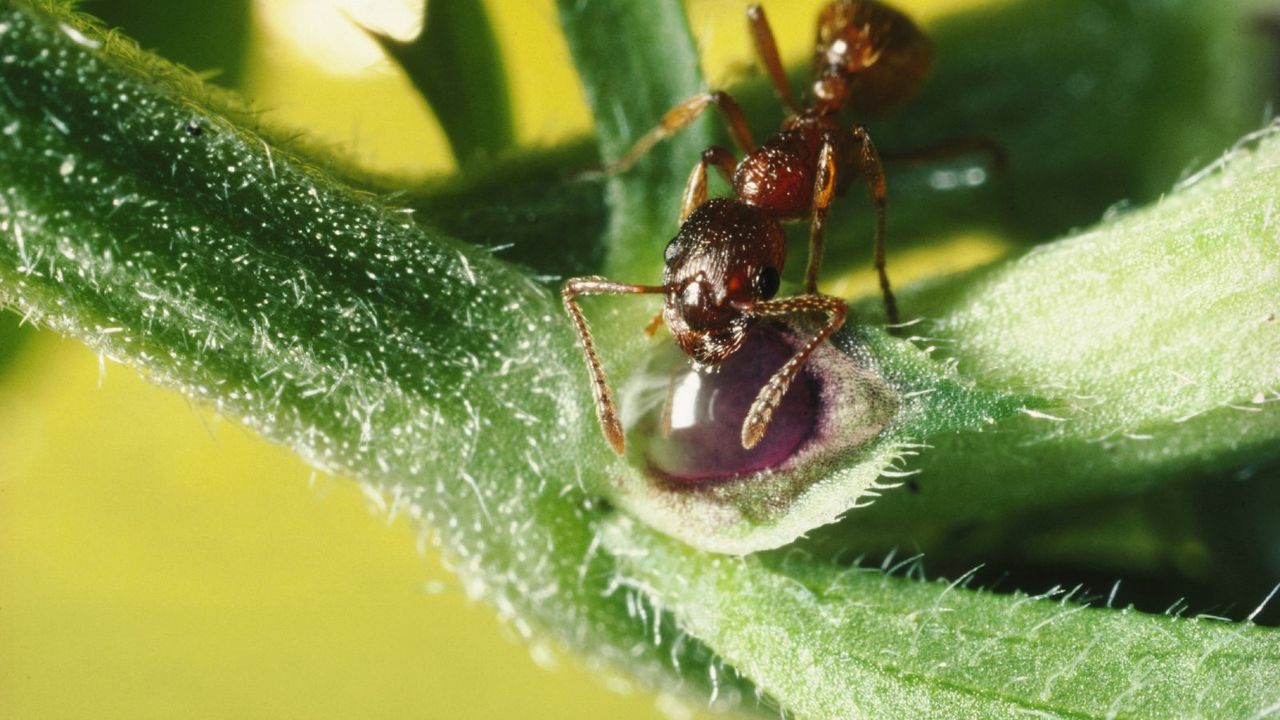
[746,4,799,114]
[805,127,899,327]
[605,91,756,176]
[679,146,739,222]
[803,132,840,295]
[741,294,848,449]
[562,276,669,454]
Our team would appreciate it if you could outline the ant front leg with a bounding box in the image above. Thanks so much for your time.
[605,92,756,176]
[741,295,848,449]
[562,276,668,453]
[745,4,799,114]
[679,146,739,222]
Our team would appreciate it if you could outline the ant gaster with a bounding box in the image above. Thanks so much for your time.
[564,1,934,455]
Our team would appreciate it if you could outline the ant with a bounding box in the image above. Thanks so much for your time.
[564,1,985,455]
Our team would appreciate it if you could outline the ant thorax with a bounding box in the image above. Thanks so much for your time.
[736,115,849,220]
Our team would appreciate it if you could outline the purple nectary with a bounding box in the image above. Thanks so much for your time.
[642,328,818,484]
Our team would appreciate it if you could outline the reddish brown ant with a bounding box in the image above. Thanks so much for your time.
[563,1,941,455]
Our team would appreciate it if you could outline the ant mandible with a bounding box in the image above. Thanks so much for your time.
[564,0,933,455]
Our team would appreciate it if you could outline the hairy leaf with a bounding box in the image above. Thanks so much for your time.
[607,518,1280,720]
[0,0,722,701]
[813,126,1280,554]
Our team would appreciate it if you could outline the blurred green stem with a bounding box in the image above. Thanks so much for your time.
[366,0,514,166]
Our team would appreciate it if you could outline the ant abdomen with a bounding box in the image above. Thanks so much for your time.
[813,0,932,114]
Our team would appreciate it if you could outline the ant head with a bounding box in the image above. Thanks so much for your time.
[661,198,787,366]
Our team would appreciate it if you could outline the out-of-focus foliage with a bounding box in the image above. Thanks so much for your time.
[84,0,251,86]
[364,0,514,165]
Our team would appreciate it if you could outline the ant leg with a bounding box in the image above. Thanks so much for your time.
[746,4,799,114]
[702,145,739,184]
[643,311,665,338]
[680,160,709,223]
[850,125,900,328]
[605,92,756,175]
[679,146,739,222]
[881,136,1008,175]
[803,133,839,295]
[659,376,678,438]
[741,295,847,449]
[562,276,668,453]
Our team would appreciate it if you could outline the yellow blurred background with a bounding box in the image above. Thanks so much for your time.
[0,1,974,718]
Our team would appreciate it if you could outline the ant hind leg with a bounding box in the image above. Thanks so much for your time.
[806,129,899,331]
[746,4,800,114]
[850,125,899,329]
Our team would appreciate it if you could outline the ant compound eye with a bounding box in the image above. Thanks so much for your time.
[663,237,680,264]
[756,266,780,300]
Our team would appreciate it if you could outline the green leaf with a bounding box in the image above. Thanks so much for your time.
[607,517,1280,720]
[0,0,721,700]
[364,0,514,166]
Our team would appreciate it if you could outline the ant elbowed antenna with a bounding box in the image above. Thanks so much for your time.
[564,1,986,455]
